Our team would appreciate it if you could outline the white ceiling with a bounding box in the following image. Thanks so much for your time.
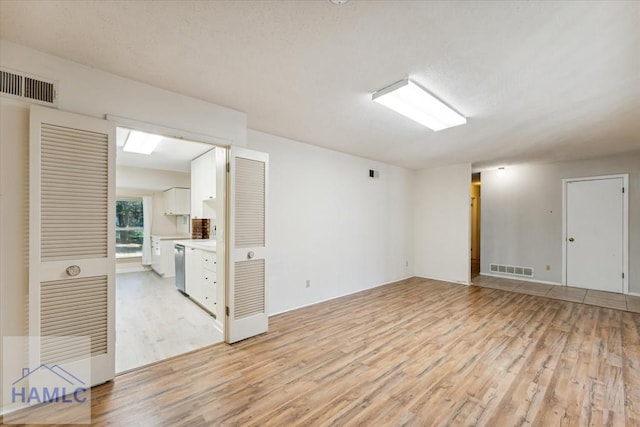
[116,127,213,173]
[1,1,639,170]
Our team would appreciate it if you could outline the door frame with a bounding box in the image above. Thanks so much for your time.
[561,174,629,293]
[105,115,232,359]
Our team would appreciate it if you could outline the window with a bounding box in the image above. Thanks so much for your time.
[116,199,144,258]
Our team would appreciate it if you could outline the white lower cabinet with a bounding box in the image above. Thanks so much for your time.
[151,237,162,274]
[185,247,217,316]
[202,251,217,314]
[151,237,183,277]
[185,247,203,300]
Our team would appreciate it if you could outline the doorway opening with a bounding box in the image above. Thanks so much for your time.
[115,126,225,373]
[470,172,481,279]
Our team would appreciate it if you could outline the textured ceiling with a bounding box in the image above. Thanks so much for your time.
[1,1,639,169]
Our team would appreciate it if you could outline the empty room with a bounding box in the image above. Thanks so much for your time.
[1,1,639,426]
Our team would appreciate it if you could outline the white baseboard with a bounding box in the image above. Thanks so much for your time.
[268,275,414,317]
[212,318,223,335]
[479,272,561,286]
[628,291,640,297]
[415,275,470,286]
[0,401,29,418]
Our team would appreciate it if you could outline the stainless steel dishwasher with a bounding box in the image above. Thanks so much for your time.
[174,244,186,294]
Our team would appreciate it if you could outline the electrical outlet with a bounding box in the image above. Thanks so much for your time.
[305,280,311,288]
[546,265,551,271]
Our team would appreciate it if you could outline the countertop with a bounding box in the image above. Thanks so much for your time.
[175,239,217,252]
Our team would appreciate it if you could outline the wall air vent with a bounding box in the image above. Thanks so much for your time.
[490,263,534,278]
[0,68,58,107]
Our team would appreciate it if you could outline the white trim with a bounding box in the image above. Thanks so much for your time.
[561,174,629,294]
[105,114,231,147]
[268,276,414,317]
[212,318,224,335]
[478,272,562,286]
[413,276,471,286]
[628,291,640,298]
[415,275,470,286]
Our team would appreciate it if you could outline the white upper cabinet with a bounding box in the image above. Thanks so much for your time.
[191,149,216,219]
[164,187,190,215]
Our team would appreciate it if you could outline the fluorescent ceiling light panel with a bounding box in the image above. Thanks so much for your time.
[372,79,466,131]
[123,130,162,155]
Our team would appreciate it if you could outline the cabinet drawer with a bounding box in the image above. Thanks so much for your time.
[203,253,217,271]
[203,272,216,285]
[203,274,217,309]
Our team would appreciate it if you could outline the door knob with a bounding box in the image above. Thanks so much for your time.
[247,251,255,259]
[66,265,81,276]
[568,237,575,242]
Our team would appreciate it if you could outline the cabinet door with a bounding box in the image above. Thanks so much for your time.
[163,189,175,215]
[203,150,216,200]
[203,252,217,271]
[161,240,177,277]
[164,188,190,215]
[191,150,216,220]
[202,270,216,313]
[184,247,203,299]
[175,188,190,215]
[151,238,163,274]
[191,156,205,219]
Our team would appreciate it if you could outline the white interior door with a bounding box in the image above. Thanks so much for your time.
[226,147,268,343]
[29,106,116,386]
[565,177,625,293]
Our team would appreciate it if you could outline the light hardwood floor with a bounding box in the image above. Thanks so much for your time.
[116,271,222,373]
[26,276,639,426]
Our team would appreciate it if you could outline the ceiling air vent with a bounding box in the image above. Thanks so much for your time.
[0,68,58,107]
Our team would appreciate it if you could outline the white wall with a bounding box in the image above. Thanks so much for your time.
[247,130,414,315]
[116,165,190,193]
[0,100,30,402]
[481,152,640,293]
[414,163,472,285]
[0,40,246,145]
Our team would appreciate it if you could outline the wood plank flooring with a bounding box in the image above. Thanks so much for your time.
[8,277,640,426]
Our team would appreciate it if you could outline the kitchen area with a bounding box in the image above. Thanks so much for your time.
[151,146,225,332]
[115,127,226,373]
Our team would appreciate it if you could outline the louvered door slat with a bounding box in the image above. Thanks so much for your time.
[235,158,265,247]
[40,123,108,260]
[40,276,108,364]
[234,260,265,319]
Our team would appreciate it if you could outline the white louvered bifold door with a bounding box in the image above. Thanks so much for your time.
[29,106,116,386]
[226,147,269,343]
